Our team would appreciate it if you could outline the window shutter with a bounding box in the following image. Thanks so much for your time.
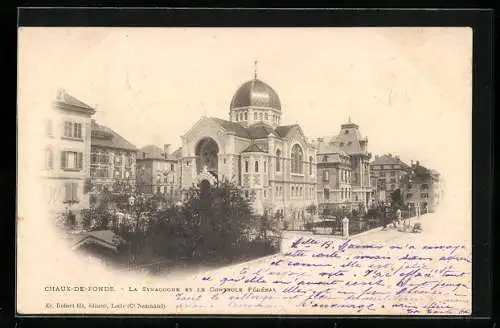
[77,152,83,169]
[47,149,53,169]
[72,183,78,201]
[60,151,67,169]
[64,183,71,202]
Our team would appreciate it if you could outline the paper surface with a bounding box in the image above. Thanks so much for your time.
[17,27,472,316]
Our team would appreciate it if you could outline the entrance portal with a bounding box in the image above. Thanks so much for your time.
[195,137,219,177]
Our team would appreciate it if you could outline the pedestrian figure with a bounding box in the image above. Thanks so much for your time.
[395,208,402,227]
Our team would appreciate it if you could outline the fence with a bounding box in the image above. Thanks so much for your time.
[308,205,427,237]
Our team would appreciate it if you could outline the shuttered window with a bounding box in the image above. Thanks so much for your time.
[64,182,79,202]
[60,151,83,170]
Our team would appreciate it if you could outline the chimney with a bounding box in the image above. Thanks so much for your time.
[395,155,400,160]
[317,138,324,143]
[164,144,171,155]
[416,160,420,166]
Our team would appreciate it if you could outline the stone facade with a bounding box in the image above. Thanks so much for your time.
[180,77,317,226]
[370,154,411,202]
[401,162,442,212]
[313,119,373,214]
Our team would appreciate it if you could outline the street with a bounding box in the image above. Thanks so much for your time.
[181,202,470,281]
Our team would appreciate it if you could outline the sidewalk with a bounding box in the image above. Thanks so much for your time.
[350,209,468,245]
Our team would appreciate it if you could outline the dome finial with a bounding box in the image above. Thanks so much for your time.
[253,60,258,79]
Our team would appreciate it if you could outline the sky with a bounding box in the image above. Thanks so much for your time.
[18,27,472,195]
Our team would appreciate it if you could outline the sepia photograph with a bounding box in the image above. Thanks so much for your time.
[17,26,472,316]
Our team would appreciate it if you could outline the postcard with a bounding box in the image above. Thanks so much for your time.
[17,26,472,316]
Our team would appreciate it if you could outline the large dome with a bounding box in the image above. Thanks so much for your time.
[230,78,281,111]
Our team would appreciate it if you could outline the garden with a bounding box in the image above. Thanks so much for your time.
[59,181,281,274]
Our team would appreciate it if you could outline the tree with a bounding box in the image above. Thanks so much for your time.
[164,180,256,259]
[306,204,317,218]
[390,188,405,209]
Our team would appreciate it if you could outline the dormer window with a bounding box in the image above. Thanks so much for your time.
[344,130,349,134]
[340,142,345,147]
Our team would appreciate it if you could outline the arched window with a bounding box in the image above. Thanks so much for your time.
[255,161,259,172]
[276,149,281,172]
[245,160,249,173]
[244,112,247,120]
[323,170,329,181]
[309,156,313,175]
[291,144,303,174]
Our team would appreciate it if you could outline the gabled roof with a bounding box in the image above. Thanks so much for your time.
[242,144,267,153]
[371,154,409,168]
[210,117,250,138]
[275,125,298,138]
[70,230,125,252]
[137,145,180,161]
[247,123,275,139]
[54,89,96,114]
[91,121,137,151]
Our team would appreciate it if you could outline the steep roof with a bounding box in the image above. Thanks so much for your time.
[371,154,409,168]
[91,121,137,151]
[54,89,96,114]
[210,117,250,138]
[329,121,368,155]
[317,142,349,156]
[274,125,298,138]
[247,123,275,139]
[138,145,179,161]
